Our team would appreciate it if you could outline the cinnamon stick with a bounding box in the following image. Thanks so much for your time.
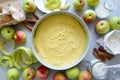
[97,52,106,62]
[99,52,114,60]
[93,50,105,62]
[98,46,106,52]
[93,46,115,62]
[25,18,37,24]
[93,48,99,53]
[98,46,114,60]
[23,22,32,31]
[33,12,39,20]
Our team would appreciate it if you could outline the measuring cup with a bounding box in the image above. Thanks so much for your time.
[83,59,120,80]
[95,0,118,18]
[82,59,108,80]
[104,64,120,69]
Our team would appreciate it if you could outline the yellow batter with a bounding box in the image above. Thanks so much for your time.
[34,14,87,66]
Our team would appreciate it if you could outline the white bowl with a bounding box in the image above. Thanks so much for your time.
[31,11,90,70]
[34,0,66,13]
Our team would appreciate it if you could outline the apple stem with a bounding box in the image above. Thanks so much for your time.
[89,14,91,16]
[118,22,120,24]
[8,31,10,33]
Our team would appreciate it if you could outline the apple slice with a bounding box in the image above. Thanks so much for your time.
[45,0,61,10]
[61,2,70,10]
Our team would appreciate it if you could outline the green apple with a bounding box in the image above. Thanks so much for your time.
[23,67,35,80]
[96,20,110,34]
[1,26,15,39]
[87,0,100,6]
[109,17,120,30]
[6,68,19,80]
[66,66,80,79]
[78,70,92,80]
[73,0,85,10]
[83,9,96,22]
[23,0,36,13]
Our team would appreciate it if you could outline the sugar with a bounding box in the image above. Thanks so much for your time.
[92,62,107,79]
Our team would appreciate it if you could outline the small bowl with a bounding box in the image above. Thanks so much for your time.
[31,11,90,70]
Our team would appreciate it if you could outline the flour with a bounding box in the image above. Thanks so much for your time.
[106,30,120,54]
[97,30,120,55]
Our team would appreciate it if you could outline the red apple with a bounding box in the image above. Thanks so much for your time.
[23,67,35,80]
[73,0,85,10]
[53,72,67,80]
[78,70,92,80]
[14,30,26,43]
[83,9,96,22]
[96,20,110,34]
[36,65,49,80]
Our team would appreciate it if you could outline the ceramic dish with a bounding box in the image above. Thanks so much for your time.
[31,11,90,70]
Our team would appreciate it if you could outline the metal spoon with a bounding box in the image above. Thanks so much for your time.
[104,64,120,69]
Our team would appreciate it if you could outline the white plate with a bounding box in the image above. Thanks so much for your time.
[34,0,67,13]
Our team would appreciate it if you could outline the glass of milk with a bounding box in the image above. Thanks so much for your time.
[95,0,118,18]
